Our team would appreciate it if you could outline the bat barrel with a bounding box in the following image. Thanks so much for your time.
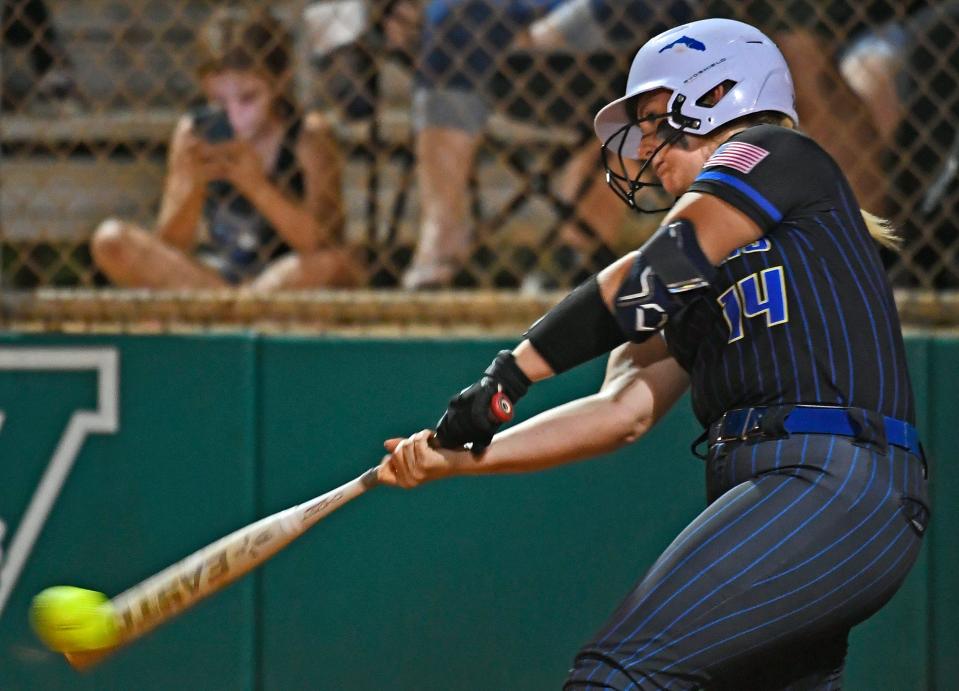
[61,466,380,671]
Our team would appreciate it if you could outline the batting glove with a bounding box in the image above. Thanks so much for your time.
[434,350,531,452]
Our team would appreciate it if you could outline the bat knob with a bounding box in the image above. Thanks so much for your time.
[489,391,514,423]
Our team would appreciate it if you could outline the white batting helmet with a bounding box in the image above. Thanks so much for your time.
[594,18,798,158]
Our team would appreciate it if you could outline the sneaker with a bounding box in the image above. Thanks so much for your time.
[401,258,458,289]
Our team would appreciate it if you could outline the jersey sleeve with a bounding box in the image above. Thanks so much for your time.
[687,125,831,233]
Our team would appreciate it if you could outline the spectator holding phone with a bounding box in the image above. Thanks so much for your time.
[91,6,360,289]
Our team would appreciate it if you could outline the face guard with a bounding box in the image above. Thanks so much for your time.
[602,94,702,214]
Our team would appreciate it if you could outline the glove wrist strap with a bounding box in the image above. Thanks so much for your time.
[485,350,531,402]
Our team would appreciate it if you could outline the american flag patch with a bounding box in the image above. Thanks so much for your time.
[704,141,770,174]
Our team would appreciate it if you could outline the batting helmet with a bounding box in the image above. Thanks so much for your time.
[594,17,798,160]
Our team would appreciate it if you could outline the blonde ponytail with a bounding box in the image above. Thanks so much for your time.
[860,209,901,251]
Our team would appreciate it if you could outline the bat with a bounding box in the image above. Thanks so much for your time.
[63,392,513,671]
[64,466,381,671]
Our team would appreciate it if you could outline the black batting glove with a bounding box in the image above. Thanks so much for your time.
[434,350,532,453]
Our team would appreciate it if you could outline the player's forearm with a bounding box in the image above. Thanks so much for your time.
[240,182,324,253]
[156,185,205,250]
[454,392,651,476]
[511,340,557,382]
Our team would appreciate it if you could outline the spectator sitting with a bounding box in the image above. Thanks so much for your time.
[403,0,697,289]
[91,6,360,290]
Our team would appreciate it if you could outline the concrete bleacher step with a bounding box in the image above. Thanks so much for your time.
[0,159,164,240]
[1,110,178,145]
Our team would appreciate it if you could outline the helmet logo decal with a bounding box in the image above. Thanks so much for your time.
[683,57,727,84]
[659,36,706,53]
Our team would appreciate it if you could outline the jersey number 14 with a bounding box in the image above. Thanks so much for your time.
[717,266,789,343]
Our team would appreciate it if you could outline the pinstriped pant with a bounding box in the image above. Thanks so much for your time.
[564,434,929,690]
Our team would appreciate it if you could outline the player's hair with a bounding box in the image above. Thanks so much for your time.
[196,7,292,80]
[718,111,901,251]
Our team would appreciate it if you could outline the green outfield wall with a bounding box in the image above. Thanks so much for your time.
[0,333,954,691]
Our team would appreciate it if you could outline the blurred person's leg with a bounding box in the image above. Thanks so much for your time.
[556,143,627,253]
[523,1,693,281]
[408,0,696,288]
[248,248,364,290]
[527,1,628,260]
[91,219,227,289]
[775,29,887,214]
[406,126,481,288]
[405,0,565,288]
[838,25,907,144]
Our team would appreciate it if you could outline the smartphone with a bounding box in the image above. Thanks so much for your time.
[192,105,234,143]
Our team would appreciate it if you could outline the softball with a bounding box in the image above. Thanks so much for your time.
[30,586,118,652]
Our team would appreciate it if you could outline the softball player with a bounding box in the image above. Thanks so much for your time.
[380,18,929,689]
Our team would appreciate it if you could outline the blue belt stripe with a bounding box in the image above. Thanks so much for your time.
[713,405,921,457]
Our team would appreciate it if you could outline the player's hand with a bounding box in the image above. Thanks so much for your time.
[434,350,531,453]
[181,135,225,188]
[211,140,267,194]
[378,430,460,489]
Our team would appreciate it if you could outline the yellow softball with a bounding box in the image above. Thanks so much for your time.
[30,586,119,653]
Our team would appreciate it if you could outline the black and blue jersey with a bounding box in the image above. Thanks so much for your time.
[662,125,915,428]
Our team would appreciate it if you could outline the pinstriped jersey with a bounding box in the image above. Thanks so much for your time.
[664,125,915,427]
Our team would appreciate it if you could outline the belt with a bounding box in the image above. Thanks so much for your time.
[710,405,922,458]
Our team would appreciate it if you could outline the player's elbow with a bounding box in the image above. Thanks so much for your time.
[603,391,655,447]
[620,413,653,445]
[598,371,658,447]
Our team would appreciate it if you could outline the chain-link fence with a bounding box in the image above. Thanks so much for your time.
[2,1,957,304]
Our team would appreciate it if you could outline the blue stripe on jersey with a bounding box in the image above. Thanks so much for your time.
[718,262,738,410]
[792,228,852,404]
[816,217,885,411]
[776,239,821,401]
[754,251,785,405]
[818,247,856,403]
[738,253,765,396]
[790,233,840,402]
[761,252,802,402]
[694,171,783,223]
[837,186,896,304]
[831,201,904,419]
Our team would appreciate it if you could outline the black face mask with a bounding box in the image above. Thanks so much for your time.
[601,94,701,214]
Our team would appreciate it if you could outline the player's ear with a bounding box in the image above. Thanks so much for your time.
[697,80,737,108]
